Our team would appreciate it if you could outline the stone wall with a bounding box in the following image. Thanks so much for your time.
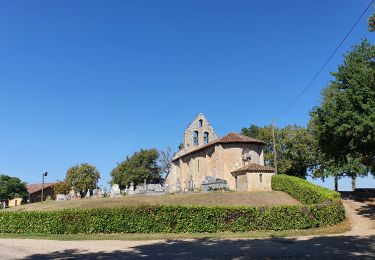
[166,142,265,192]
[246,172,274,191]
[183,113,218,152]
[222,143,263,189]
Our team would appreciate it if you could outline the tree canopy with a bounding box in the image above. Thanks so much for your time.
[111,149,160,189]
[65,163,100,195]
[0,174,28,203]
[369,13,375,32]
[309,39,375,188]
[241,124,317,178]
[158,147,173,180]
[53,181,71,196]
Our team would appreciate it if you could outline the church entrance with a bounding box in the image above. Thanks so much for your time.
[235,173,248,191]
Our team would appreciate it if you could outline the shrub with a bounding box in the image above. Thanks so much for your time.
[0,175,346,234]
[272,174,342,204]
[0,204,345,234]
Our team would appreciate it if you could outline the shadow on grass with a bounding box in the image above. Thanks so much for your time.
[24,235,375,259]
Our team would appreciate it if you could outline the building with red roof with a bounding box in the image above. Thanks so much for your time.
[26,182,57,203]
[165,113,274,192]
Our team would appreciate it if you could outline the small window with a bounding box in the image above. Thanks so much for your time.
[198,119,203,127]
[197,160,200,173]
[204,132,209,144]
[193,131,199,146]
[259,174,263,183]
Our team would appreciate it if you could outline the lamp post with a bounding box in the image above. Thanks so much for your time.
[41,172,48,203]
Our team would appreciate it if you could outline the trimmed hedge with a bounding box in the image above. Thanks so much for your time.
[272,174,342,204]
[0,204,344,234]
[0,175,345,234]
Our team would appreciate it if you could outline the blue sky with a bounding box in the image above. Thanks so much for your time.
[0,0,374,190]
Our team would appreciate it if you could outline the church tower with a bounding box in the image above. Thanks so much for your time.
[182,113,218,152]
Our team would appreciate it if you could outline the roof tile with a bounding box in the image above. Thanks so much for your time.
[173,132,265,161]
[26,183,57,194]
[232,163,274,174]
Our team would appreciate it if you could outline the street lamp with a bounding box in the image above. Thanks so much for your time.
[41,172,48,203]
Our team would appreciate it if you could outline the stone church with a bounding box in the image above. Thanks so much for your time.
[165,113,274,192]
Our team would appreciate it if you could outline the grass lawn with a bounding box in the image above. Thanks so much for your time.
[5,191,300,212]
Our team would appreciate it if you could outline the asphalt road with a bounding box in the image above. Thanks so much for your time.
[0,198,373,259]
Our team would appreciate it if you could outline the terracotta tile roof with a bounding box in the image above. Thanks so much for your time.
[217,132,266,144]
[26,183,57,194]
[173,132,265,162]
[232,163,274,174]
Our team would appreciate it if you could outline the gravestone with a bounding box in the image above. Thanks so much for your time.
[56,194,68,201]
[69,189,81,200]
[146,184,164,192]
[202,176,229,192]
[134,185,145,194]
[110,184,121,197]
[98,187,106,197]
[85,189,91,198]
[127,182,135,195]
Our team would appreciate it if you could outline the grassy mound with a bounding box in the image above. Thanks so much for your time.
[0,175,345,234]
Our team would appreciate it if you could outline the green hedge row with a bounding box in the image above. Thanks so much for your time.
[0,204,344,234]
[271,174,342,204]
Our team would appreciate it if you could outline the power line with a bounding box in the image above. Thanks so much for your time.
[275,0,374,120]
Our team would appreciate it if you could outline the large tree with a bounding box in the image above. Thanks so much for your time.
[111,149,160,189]
[0,175,28,205]
[309,39,375,190]
[241,124,317,178]
[65,163,100,196]
[53,181,71,196]
[158,147,173,181]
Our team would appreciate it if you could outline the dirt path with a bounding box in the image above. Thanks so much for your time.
[342,198,374,236]
[0,198,373,259]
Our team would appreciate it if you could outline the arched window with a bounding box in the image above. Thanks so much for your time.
[204,132,209,144]
[193,131,199,146]
[198,119,203,127]
[259,173,263,183]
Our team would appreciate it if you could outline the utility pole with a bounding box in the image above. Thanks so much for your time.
[41,172,48,203]
[272,119,278,174]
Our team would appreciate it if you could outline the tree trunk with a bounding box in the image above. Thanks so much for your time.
[351,175,356,191]
[334,176,339,191]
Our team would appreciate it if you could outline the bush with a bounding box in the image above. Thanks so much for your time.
[0,175,346,234]
[0,204,345,234]
[272,174,342,204]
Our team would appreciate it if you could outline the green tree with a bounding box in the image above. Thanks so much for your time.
[65,163,100,196]
[0,175,28,205]
[369,13,375,32]
[309,39,375,190]
[241,124,274,165]
[53,181,71,196]
[111,149,160,189]
[241,124,317,178]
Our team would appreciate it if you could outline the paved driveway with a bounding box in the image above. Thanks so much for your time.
[0,198,374,259]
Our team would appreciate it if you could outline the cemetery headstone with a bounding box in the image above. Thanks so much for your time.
[56,194,68,201]
[202,176,229,192]
[85,189,91,198]
[110,184,121,197]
